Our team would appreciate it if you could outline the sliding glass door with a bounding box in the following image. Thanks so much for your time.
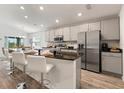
[4,36,24,48]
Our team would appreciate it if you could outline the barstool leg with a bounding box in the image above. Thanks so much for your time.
[12,62,14,75]
[41,73,43,88]
[8,59,13,75]
[16,65,27,89]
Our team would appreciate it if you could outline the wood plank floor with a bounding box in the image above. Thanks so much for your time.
[0,60,41,89]
[1,59,124,89]
[81,70,124,89]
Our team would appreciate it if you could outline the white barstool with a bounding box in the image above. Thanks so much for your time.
[12,52,27,89]
[0,47,6,61]
[4,48,13,75]
[27,55,54,88]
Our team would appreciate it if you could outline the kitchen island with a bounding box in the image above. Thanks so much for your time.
[15,55,81,89]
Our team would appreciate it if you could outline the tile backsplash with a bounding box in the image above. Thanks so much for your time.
[48,40,120,49]
[102,40,120,48]
[47,41,78,48]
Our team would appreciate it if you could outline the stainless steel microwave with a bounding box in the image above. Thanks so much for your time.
[54,35,63,42]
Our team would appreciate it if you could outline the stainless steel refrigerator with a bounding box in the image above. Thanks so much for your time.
[77,30,101,73]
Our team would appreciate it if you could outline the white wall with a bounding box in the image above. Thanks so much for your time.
[119,5,124,80]
[0,24,27,57]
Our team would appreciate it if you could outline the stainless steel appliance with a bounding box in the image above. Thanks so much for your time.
[54,35,63,42]
[102,43,108,52]
[78,30,101,73]
[53,46,62,58]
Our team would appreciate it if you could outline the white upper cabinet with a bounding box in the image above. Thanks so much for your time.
[70,25,80,41]
[55,28,63,36]
[89,22,101,31]
[63,27,70,41]
[45,18,120,42]
[49,30,55,42]
[79,24,89,32]
[54,29,58,36]
[45,31,50,42]
[101,18,119,40]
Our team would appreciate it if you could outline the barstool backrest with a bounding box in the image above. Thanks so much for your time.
[4,48,10,59]
[12,52,26,65]
[2,47,5,56]
[27,55,47,73]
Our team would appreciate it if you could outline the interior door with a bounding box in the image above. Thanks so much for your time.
[86,31,101,72]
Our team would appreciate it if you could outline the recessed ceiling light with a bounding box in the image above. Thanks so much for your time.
[56,19,59,23]
[24,16,28,19]
[20,6,24,10]
[40,24,44,27]
[40,6,44,10]
[77,12,82,16]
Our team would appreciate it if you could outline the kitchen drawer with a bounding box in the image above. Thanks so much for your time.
[102,52,122,57]
[102,52,122,74]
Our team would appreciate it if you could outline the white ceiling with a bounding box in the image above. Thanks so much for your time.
[0,4,122,33]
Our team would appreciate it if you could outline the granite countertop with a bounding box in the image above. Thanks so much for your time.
[102,48,122,53]
[24,48,80,61]
[102,51,122,53]
[45,55,80,61]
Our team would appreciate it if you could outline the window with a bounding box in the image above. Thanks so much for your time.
[5,36,24,48]
[32,37,41,49]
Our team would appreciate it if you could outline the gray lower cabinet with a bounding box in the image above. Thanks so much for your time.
[101,18,120,40]
[102,52,122,74]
